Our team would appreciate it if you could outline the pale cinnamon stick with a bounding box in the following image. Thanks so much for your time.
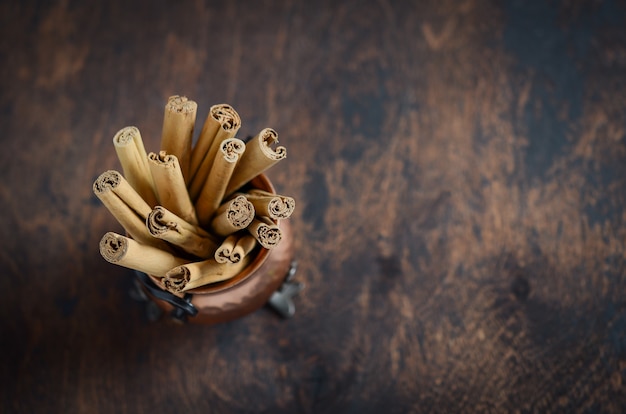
[247,216,282,249]
[189,104,241,193]
[244,190,295,220]
[214,233,256,264]
[93,170,168,250]
[194,138,246,226]
[148,151,198,226]
[160,95,197,184]
[209,195,255,237]
[162,256,251,293]
[113,126,157,207]
[214,234,238,264]
[231,234,257,263]
[99,232,190,277]
[225,128,286,196]
[146,206,218,258]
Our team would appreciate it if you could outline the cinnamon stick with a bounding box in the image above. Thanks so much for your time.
[194,138,246,226]
[162,256,251,293]
[189,104,241,192]
[146,206,218,258]
[148,151,198,226]
[209,195,255,237]
[160,95,197,184]
[225,128,286,196]
[214,234,238,264]
[113,126,157,207]
[93,170,168,250]
[214,233,256,264]
[232,234,257,263]
[99,232,190,277]
[244,190,295,220]
[247,216,282,249]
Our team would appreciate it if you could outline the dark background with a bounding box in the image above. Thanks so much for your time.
[1,0,626,412]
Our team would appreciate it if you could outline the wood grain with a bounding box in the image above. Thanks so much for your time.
[1,0,625,413]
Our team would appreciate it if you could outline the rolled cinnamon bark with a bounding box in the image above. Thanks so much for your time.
[225,128,286,196]
[189,104,241,192]
[160,95,197,184]
[214,233,256,264]
[194,138,246,226]
[247,216,282,249]
[162,256,251,293]
[99,232,190,277]
[113,126,157,207]
[214,234,238,264]
[244,190,295,220]
[146,206,218,258]
[93,170,152,218]
[93,170,168,250]
[148,151,198,226]
[231,234,257,263]
[209,195,255,237]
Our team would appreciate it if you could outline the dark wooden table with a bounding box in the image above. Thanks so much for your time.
[1,1,625,412]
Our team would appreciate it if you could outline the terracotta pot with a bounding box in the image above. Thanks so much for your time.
[144,174,295,324]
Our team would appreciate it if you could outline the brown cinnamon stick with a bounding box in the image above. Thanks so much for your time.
[214,233,257,264]
[146,206,218,258]
[230,234,257,263]
[162,256,251,293]
[148,151,198,226]
[225,128,286,196]
[247,216,282,249]
[160,95,197,184]
[194,138,246,226]
[214,234,238,264]
[93,170,168,250]
[113,126,158,207]
[189,104,241,193]
[99,232,190,277]
[209,195,255,237]
[244,190,295,220]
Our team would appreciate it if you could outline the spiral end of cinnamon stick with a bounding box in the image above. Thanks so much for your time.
[163,266,190,293]
[148,151,178,166]
[227,195,255,229]
[220,138,246,162]
[268,196,296,219]
[214,245,233,264]
[210,104,241,132]
[93,170,122,194]
[249,219,282,249]
[256,225,282,249]
[230,252,242,263]
[258,128,286,160]
[99,232,128,263]
[166,95,197,114]
[113,126,141,146]
[146,206,177,236]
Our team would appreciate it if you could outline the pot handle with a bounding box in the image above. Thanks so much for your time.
[133,271,198,321]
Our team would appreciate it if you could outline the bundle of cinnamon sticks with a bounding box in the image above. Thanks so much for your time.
[95,96,295,293]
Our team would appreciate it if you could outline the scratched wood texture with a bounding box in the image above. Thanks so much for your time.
[1,0,625,413]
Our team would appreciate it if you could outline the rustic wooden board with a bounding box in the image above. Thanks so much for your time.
[1,0,625,412]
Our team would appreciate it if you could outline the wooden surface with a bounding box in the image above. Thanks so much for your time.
[1,0,626,412]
